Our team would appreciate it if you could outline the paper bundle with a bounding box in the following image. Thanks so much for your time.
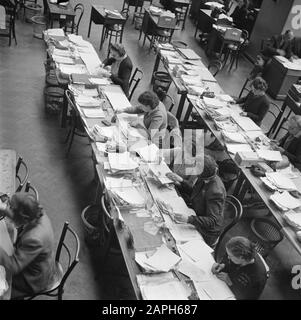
[270,191,301,211]
[265,172,297,191]
[75,95,103,107]
[108,152,139,171]
[283,210,301,229]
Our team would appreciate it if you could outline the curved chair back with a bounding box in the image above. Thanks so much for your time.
[16,156,29,192]
[74,3,84,34]
[208,59,223,77]
[214,195,243,262]
[129,67,143,100]
[265,102,282,138]
[25,181,39,202]
[121,8,130,21]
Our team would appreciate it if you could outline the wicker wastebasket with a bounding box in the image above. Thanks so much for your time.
[24,2,42,23]
[31,15,46,39]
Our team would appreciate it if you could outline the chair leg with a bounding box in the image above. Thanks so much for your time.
[66,126,75,157]
[58,288,64,300]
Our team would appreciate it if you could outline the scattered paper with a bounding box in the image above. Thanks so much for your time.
[257,150,283,162]
[226,143,253,155]
[177,240,213,262]
[81,108,105,118]
[108,152,139,171]
[141,280,188,300]
[270,191,301,211]
[113,187,145,207]
[266,172,297,191]
[103,85,132,110]
[177,259,207,281]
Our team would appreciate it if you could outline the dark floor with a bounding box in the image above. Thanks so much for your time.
[0,0,301,300]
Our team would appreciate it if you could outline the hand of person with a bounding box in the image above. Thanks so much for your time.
[216,272,232,286]
[272,144,285,153]
[173,213,189,223]
[166,172,183,185]
[240,111,247,117]
[277,49,286,56]
[211,263,225,274]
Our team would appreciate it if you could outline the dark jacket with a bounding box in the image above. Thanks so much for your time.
[262,34,293,59]
[231,5,248,29]
[221,253,267,300]
[103,56,133,98]
[179,175,226,247]
[279,133,301,169]
[236,92,270,126]
[0,213,55,295]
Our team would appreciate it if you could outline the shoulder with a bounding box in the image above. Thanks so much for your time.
[122,56,133,68]
[207,176,226,198]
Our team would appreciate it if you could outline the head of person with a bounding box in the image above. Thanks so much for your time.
[288,115,301,137]
[137,91,160,113]
[226,236,256,265]
[6,193,43,228]
[284,30,294,42]
[255,54,265,67]
[198,155,218,182]
[109,43,126,60]
[251,77,268,96]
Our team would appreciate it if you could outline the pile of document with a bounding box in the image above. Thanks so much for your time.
[257,149,283,162]
[148,162,173,185]
[232,114,261,131]
[283,210,301,229]
[214,118,238,132]
[177,48,200,60]
[59,63,87,75]
[135,244,181,273]
[265,172,297,191]
[44,28,65,37]
[222,131,247,144]
[108,152,139,172]
[103,85,132,111]
[81,108,105,118]
[52,55,74,65]
[136,144,160,163]
[270,191,301,211]
[75,95,104,108]
[111,187,145,208]
[137,272,189,300]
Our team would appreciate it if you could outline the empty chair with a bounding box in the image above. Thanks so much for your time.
[0,0,17,45]
[214,195,243,261]
[250,217,284,258]
[24,181,39,201]
[128,67,143,101]
[208,59,223,77]
[64,3,84,35]
[16,156,29,192]
[64,90,88,157]
[22,221,80,300]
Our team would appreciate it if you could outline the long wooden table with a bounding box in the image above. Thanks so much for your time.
[0,149,16,300]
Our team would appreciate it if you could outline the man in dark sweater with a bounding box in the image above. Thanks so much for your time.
[166,155,226,247]
[212,236,268,300]
[234,77,270,126]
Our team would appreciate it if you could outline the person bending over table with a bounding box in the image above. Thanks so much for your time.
[271,115,301,170]
[115,91,168,146]
[211,236,267,300]
[233,77,269,126]
[0,193,55,299]
[102,43,133,98]
[166,155,226,247]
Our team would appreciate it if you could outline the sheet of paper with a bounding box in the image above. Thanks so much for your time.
[103,85,132,110]
[137,144,159,163]
[104,176,133,189]
[232,114,261,131]
[52,55,74,64]
[144,244,181,272]
[79,51,102,75]
[177,259,207,281]
[192,281,212,300]
[257,150,283,162]
[59,63,87,75]
[137,271,175,286]
[168,223,203,243]
[113,187,145,206]
[89,78,111,85]
[81,108,105,118]
[266,172,297,191]
[284,210,301,229]
[178,48,201,60]
[223,131,246,144]
[46,28,65,37]
[108,152,139,171]
[270,191,301,210]
[226,143,253,155]
[196,278,235,300]
[177,240,213,262]
[0,220,14,256]
[141,280,188,300]
[203,97,227,109]
[76,95,103,107]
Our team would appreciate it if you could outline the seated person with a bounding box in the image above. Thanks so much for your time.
[271,115,301,170]
[166,155,226,247]
[212,236,268,300]
[261,30,295,60]
[249,54,266,79]
[234,77,269,126]
[230,0,249,29]
[102,43,133,98]
[116,91,168,146]
[0,193,55,298]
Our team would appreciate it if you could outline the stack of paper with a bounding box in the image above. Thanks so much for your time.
[89,78,111,86]
[81,108,105,118]
[112,187,145,207]
[270,191,301,211]
[103,85,132,110]
[52,55,74,64]
[108,152,138,171]
[177,48,200,60]
[205,1,224,9]
[283,210,301,229]
[75,96,103,107]
[276,166,301,179]
[203,97,227,109]
[265,172,297,191]
[136,144,159,163]
[257,150,283,162]
[104,176,133,189]
[177,240,213,263]
[232,114,261,131]
[222,131,246,144]
[215,119,238,132]
[68,34,89,47]
[181,75,203,86]
[45,28,65,37]
[59,64,87,75]
[52,48,72,57]
[168,223,203,243]
[226,143,253,155]
[148,162,173,184]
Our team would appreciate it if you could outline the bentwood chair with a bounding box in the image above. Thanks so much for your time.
[214,195,243,262]
[64,3,84,35]
[0,0,18,45]
[24,181,39,202]
[64,90,88,157]
[19,222,80,300]
[128,67,143,101]
[16,156,29,192]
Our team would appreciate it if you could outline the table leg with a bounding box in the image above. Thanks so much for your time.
[87,9,93,38]
[151,53,161,84]
[99,25,105,51]
[176,93,187,121]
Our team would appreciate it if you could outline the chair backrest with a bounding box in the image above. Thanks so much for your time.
[214,195,243,262]
[24,181,39,202]
[16,156,29,192]
[74,3,84,30]
[121,8,129,21]
[208,59,223,77]
[55,222,80,292]
[65,89,81,126]
[265,101,282,138]
[128,67,143,100]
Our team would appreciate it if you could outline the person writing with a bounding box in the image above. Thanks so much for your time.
[233,77,270,126]
[271,115,301,170]
[102,43,133,98]
[211,236,268,300]
[115,91,168,146]
[0,193,55,298]
[166,155,226,247]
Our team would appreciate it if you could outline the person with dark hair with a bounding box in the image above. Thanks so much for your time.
[261,30,295,60]
[211,236,267,300]
[231,0,249,29]
[116,91,168,145]
[166,155,226,247]
[0,193,55,298]
[102,43,133,97]
[234,77,269,126]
